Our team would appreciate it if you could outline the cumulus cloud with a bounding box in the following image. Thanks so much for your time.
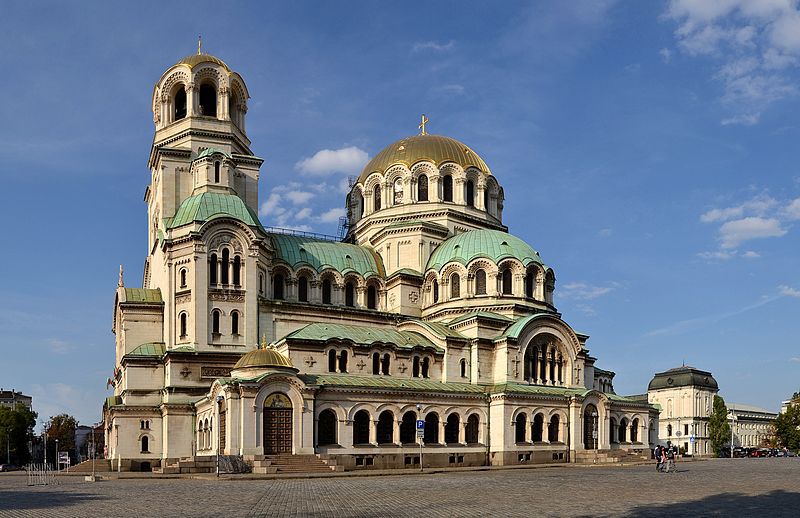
[285,190,315,205]
[294,207,312,220]
[783,197,800,220]
[560,282,616,300]
[259,193,284,217]
[779,285,800,297]
[664,0,800,124]
[659,47,673,63]
[317,207,346,223]
[719,216,786,248]
[700,194,777,223]
[295,146,369,176]
[412,40,455,53]
[741,250,761,258]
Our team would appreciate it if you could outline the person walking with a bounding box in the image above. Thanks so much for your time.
[654,444,663,472]
[665,443,676,473]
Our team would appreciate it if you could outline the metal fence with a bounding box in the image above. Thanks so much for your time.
[26,464,56,486]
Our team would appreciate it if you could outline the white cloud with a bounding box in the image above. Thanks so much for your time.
[412,40,455,53]
[697,250,737,260]
[790,357,800,363]
[779,285,800,297]
[285,190,315,205]
[259,193,284,217]
[560,282,616,300]
[741,250,761,258]
[721,113,760,125]
[47,338,69,354]
[659,47,673,63]
[317,207,346,223]
[294,207,312,220]
[295,146,369,176]
[700,194,778,222]
[783,197,800,220]
[719,216,786,248]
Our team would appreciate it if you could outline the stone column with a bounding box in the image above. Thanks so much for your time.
[186,83,196,117]
[370,419,378,445]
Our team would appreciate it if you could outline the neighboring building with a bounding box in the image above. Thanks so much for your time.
[648,366,718,455]
[75,424,105,462]
[0,389,32,410]
[780,395,799,414]
[103,49,658,472]
[727,404,777,448]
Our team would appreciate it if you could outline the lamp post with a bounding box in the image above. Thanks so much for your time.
[43,432,47,469]
[591,411,598,463]
[216,395,224,478]
[5,428,9,464]
[55,439,59,472]
[730,413,736,459]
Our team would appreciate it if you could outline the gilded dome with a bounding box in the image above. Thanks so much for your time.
[234,348,294,370]
[427,229,544,272]
[358,135,492,183]
[175,53,231,73]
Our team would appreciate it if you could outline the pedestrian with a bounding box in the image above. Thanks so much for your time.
[665,444,676,473]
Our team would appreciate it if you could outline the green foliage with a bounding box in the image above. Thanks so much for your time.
[0,404,38,465]
[773,402,800,451]
[44,413,79,453]
[708,395,731,457]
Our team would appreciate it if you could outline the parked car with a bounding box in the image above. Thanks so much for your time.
[0,464,20,472]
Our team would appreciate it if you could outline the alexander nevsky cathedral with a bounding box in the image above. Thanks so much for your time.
[103,49,658,473]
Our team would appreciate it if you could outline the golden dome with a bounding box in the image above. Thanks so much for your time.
[358,134,492,183]
[175,53,231,73]
[234,347,294,370]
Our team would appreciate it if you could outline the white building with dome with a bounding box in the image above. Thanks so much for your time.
[103,49,657,473]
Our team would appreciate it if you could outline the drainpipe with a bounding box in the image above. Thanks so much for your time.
[312,393,317,455]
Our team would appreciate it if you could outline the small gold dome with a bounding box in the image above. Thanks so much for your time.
[175,53,231,73]
[358,134,492,183]
[234,348,294,369]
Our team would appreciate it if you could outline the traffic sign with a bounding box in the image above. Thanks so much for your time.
[676,431,682,437]
[690,435,695,443]
[416,419,425,438]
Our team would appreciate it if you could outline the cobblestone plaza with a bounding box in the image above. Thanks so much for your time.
[1,459,799,517]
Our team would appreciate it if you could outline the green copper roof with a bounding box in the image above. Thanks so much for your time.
[123,288,162,304]
[127,342,166,357]
[404,320,466,340]
[280,323,442,352]
[300,374,486,394]
[498,313,562,341]
[491,383,584,398]
[426,229,545,271]
[168,192,265,230]
[270,233,384,277]
[195,147,231,160]
[648,366,719,391]
[448,311,513,326]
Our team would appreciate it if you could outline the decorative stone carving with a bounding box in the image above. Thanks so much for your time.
[209,291,245,302]
[201,366,232,379]
[408,291,419,304]
[175,293,192,304]
[208,234,243,252]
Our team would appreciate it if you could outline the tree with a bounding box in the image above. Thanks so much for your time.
[773,402,800,451]
[0,404,38,465]
[708,395,731,457]
[44,414,79,462]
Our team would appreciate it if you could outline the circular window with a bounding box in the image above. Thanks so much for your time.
[667,377,673,385]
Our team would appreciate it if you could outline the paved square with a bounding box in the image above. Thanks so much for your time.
[1,459,798,517]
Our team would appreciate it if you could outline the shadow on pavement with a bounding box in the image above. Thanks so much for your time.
[619,490,800,517]
[0,488,106,511]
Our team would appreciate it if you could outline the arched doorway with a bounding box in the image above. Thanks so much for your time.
[584,404,598,450]
[263,393,293,454]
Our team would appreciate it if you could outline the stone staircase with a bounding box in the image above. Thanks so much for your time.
[574,449,651,464]
[64,459,113,472]
[153,456,216,474]
[247,454,343,474]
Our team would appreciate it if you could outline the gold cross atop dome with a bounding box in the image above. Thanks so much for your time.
[260,334,269,349]
[419,114,429,135]
[197,35,202,55]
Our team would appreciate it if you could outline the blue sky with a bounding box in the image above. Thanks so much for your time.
[1,1,799,428]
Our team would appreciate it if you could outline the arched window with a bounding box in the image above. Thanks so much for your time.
[432,280,439,303]
[179,313,187,338]
[450,273,460,298]
[381,353,390,375]
[631,418,639,442]
[373,184,381,211]
[367,285,377,309]
[400,411,416,444]
[548,415,560,442]
[445,414,460,444]
[214,161,220,183]
[209,254,218,285]
[322,279,332,304]
[345,281,355,307]
[484,188,489,213]
[667,424,673,436]
[424,413,439,444]
[466,414,480,444]
[355,191,364,221]
[417,174,428,201]
[460,358,467,378]
[199,83,217,117]
[174,87,187,120]
[353,410,370,445]
[377,411,394,444]
[502,269,512,295]
[475,269,487,295]
[211,309,220,334]
[393,178,403,205]
[525,271,535,298]
[318,409,337,446]
[273,273,284,300]
[230,311,239,335]
[532,414,544,442]
[338,350,348,373]
[412,356,420,378]
[141,435,149,453]
[259,273,264,294]
[421,357,430,378]
[179,268,187,288]
[298,276,308,302]
[515,414,527,443]
[466,180,475,206]
[619,418,628,443]
[232,256,241,286]
[372,352,380,375]
[221,249,230,285]
[442,175,453,202]
[328,350,337,373]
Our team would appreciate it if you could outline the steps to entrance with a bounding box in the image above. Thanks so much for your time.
[574,449,651,464]
[152,457,216,474]
[248,454,342,474]
[64,459,113,472]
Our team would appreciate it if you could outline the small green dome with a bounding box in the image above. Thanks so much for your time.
[234,348,294,370]
[168,192,264,230]
[426,229,544,272]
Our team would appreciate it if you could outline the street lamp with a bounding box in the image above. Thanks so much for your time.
[591,411,598,463]
[55,439,59,472]
[216,395,224,478]
[730,413,737,459]
[416,403,423,473]
[5,428,9,464]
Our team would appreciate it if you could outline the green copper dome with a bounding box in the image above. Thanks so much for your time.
[426,229,544,271]
[168,192,264,231]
